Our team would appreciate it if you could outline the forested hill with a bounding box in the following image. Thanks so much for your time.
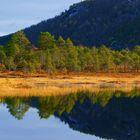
[1,0,140,49]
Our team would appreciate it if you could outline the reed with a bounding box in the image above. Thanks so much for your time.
[0,74,139,97]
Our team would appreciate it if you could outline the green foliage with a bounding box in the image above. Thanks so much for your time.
[38,32,56,50]
[133,45,140,56]
[65,46,81,71]
[98,45,114,72]
[90,47,100,71]
[6,43,20,57]
[0,31,140,73]
[8,31,31,49]
[0,45,6,64]
[65,38,73,47]
[2,89,140,120]
[5,98,29,120]
[57,36,65,47]
[5,57,16,71]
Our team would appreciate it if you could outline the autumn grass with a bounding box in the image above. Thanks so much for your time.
[0,73,139,97]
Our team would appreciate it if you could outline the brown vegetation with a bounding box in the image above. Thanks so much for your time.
[0,72,139,97]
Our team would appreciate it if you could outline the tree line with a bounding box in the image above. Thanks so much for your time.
[0,31,139,73]
[1,89,140,120]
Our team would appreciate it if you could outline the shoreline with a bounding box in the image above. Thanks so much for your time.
[0,71,140,77]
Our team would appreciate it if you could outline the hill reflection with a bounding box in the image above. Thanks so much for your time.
[1,89,140,140]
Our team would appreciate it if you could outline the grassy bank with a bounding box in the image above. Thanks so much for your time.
[0,72,139,97]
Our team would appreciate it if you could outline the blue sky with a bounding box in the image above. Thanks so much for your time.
[0,0,81,36]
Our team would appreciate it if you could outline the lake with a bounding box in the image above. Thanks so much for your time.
[0,89,140,140]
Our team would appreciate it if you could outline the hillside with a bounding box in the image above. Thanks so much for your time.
[1,0,140,49]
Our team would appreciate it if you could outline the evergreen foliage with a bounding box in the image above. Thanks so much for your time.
[0,31,140,73]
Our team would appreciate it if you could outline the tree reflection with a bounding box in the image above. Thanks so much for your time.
[5,98,30,120]
[1,89,140,139]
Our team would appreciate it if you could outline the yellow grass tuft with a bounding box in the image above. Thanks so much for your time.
[0,74,139,97]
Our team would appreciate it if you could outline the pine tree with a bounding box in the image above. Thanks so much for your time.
[38,32,56,50]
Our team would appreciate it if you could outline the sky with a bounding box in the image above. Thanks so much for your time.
[0,0,81,36]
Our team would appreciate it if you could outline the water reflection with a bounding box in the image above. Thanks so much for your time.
[1,89,140,140]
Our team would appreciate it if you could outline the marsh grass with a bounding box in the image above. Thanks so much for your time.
[0,74,139,97]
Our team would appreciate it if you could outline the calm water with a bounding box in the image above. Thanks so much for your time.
[1,89,140,140]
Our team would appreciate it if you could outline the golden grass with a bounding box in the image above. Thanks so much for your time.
[0,73,139,97]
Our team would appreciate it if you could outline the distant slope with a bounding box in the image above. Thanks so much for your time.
[1,0,140,49]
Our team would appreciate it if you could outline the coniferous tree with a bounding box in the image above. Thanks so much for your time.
[0,31,139,73]
[38,32,56,50]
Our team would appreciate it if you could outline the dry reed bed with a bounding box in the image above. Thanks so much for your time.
[0,86,137,97]
[0,75,139,97]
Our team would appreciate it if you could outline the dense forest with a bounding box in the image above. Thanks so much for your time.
[1,0,140,49]
[0,31,140,73]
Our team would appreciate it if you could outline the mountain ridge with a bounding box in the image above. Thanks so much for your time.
[1,0,140,49]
